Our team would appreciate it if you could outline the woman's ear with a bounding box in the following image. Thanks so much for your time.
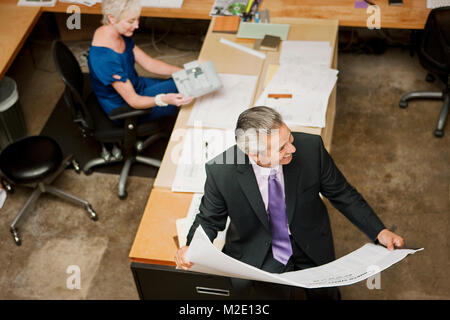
[107,14,116,24]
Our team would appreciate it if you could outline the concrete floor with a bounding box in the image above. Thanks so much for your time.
[0,17,448,300]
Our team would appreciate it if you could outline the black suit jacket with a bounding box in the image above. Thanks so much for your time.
[186,132,386,269]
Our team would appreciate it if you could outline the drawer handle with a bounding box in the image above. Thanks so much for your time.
[196,286,230,296]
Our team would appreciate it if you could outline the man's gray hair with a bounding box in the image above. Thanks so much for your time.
[101,0,141,25]
[235,106,283,155]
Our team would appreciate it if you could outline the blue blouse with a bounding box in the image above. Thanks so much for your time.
[88,36,146,115]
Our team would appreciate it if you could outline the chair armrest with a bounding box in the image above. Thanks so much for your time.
[108,104,153,121]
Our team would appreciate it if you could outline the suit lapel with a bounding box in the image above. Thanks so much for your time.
[235,150,270,232]
[283,157,301,225]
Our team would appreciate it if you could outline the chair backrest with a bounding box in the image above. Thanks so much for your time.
[52,40,94,133]
[420,7,450,77]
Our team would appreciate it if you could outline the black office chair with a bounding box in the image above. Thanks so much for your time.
[399,7,450,137]
[52,40,173,199]
[0,136,97,246]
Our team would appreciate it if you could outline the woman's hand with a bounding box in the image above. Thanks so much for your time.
[162,93,194,107]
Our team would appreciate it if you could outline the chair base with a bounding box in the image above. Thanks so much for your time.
[83,154,161,200]
[83,133,164,199]
[399,90,449,137]
[8,155,97,246]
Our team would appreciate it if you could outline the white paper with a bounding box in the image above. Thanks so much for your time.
[171,128,236,193]
[220,38,266,60]
[141,0,183,8]
[255,64,338,127]
[176,193,230,249]
[280,41,333,67]
[58,0,101,6]
[58,0,183,7]
[187,226,423,288]
[427,0,450,9]
[17,0,56,6]
[188,74,258,129]
[0,189,6,209]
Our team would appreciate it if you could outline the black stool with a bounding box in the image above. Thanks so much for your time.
[0,136,98,246]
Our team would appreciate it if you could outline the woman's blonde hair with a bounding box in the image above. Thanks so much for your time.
[101,0,142,25]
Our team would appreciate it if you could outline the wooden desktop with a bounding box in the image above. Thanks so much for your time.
[44,0,431,29]
[0,2,41,79]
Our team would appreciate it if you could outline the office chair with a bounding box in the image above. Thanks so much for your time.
[0,136,97,246]
[399,7,450,137]
[52,40,172,199]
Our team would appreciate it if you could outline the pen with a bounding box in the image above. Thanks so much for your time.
[254,11,260,23]
[250,0,259,15]
[245,0,254,14]
[205,141,209,160]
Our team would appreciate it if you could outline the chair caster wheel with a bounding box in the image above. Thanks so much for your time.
[118,191,128,200]
[11,228,21,246]
[425,73,435,83]
[399,101,408,108]
[434,129,444,138]
[1,179,13,194]
[86,205,98,221]
[84,168,93,176]
[71,159,81,174]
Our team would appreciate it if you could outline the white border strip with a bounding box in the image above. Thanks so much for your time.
[219,38,266,60]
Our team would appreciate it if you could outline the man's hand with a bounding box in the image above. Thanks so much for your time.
[376,228,405,251]
[175,246,194,270]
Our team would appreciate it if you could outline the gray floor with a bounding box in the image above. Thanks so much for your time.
[0,21,448,299]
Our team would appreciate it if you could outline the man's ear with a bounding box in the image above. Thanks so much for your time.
[247,152,258,163]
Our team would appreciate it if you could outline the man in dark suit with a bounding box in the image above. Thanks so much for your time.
[175,106,404,299]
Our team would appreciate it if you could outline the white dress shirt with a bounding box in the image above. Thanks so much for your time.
[249,157,285,212]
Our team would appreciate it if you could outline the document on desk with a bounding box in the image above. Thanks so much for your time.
[187,73,258,129]
[18,0,57,6]
[255,64,338,127]
[280,41,333,67]
[171,128,236,193]
[186,226,423,288]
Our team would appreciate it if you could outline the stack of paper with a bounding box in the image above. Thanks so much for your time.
[427,0,450,9]
[255,64,338,128]
[171,128,236,193]
[18,0,57,6]
[141,0,184,8]
[58,0,101,7]
[254,40,338,128]
[187,73,258,129]
[59,0,183,7]
[279,41,333,67]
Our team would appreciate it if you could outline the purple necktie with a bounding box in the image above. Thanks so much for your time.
[268,169,292,265]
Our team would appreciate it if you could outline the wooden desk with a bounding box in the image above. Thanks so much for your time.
[0,2,41,79]
[0,0,430,79]
[43,0,430,29]
[260,0,430,30]
[129,188,193,266]
[129,17,339,265]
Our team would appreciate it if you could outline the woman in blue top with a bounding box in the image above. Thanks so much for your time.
[88,0,193,121]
